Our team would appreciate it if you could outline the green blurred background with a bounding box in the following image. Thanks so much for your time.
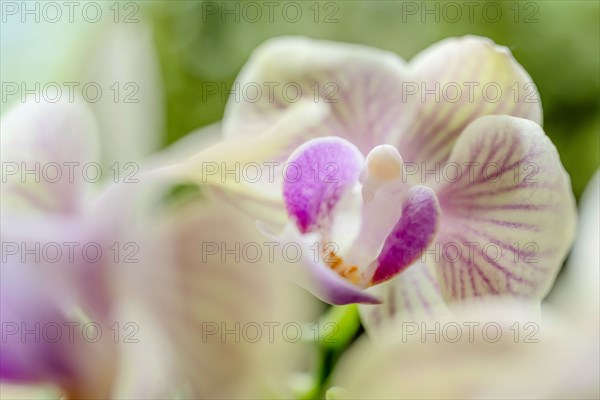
[146,0,599,199]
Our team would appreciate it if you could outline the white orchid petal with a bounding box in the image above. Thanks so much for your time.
[432,116,576,300]
[397,35,543,165]
[334,300,597,399]
[1,100,99,215]
[359,262,450,336]
[549,169,600,319]
[224,36,408,155]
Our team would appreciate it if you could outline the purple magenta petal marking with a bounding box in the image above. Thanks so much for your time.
[283,137,364,233]
[318,273,382,305]
[0,262,79,385]
[371,186,440,285]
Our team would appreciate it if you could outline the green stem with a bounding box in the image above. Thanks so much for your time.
[297,305,362,399]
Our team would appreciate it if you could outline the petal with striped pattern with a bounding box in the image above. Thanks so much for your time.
[396,35,542,166]
[432,115,576,300]
[223,36,409,156]
[359,262,449,336]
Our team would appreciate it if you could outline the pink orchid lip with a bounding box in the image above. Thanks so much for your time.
[279,136,382,304]
[282,136,365,234]
[368,185,440,286]
[280,136,441,304]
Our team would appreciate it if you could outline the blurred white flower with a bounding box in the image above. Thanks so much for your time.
[0,99,319,399]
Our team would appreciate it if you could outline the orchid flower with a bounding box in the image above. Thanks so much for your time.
[328,171,599,399]
[0,17,159,398]
[1,102,317,398]
[214,36,576,321]
[1,98,135,398]
[2,17,168,397]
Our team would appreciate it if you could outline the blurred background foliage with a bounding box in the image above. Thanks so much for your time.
[144,0,599,200]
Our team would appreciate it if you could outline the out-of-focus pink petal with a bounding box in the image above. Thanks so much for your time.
[432,116,576,301]
[396,36,543,166]
[0,214,113,325]
[0,263,76,384]
[0,259,115,398]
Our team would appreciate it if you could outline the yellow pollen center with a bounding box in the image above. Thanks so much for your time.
[325,251,361,285]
